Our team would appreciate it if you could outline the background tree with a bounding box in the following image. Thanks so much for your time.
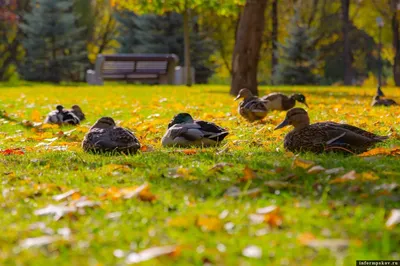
[274,12,318,85]
[20,0,87,82]
[341,0,353,85]
[116,0,244,87]
[230,0,268,96]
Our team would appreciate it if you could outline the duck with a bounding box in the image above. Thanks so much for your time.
[69,105,85,121]
[161,113,229,147]
[371,86,398,107]
[234,88,268,122]
[261,92,308,111]
[44,105,80,125]
[274,108,388,154]
[82,117,141,154]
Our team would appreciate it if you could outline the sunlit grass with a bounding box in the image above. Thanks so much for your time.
[0,84,399,265]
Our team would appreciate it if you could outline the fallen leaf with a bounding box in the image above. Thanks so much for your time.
[140,145,154,152]
[239,166,256,182]
[385,209,400,229]
[256,205,278,214]
[307,165,325,174]
[292,156,315,169]
[329,170,357,184]
[325,167,345,175]
[34,204,76,220]
[209,162,233,172]
[0,148,25,156]
[182,149,197,155]
[359,147,400,157]
[125,245,178,264]
[297,232,316,245]
[242,245,262,259]
[360,172,379,181]
[167,217,192,228]
[20,236,59,249]
[31,110,42,122]
[249,205,283,228]
[196,216,222,232]
[306,239,349,252]
[224,187,261,198]
[52,189,80,201]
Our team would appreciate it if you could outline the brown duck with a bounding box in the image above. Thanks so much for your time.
[261,92,308,111]
[235,88,268,122]
[82,117,140,154]
[274,108,388,154]
[371,87,398,107]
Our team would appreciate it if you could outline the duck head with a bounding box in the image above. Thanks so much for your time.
[56,105,64,112]
[71,105,83,113]
[376,86,385,97]
[291,94,308,107]
[274,108,310,130]
[168,113,194,128]
[91,117,116,129]
[234,88,253,101]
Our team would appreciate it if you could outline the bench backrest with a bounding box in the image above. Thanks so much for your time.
[96,54,178,77]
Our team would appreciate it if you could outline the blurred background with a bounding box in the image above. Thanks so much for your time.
[1,0,399,87]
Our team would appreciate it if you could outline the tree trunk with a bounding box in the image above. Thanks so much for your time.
[183,5,192,86]
[230,0,268,96]
[341,0,353,85]
[391,0,400,86]
[271,0,278,83]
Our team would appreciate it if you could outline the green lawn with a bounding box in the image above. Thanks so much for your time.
[0,84,399,265]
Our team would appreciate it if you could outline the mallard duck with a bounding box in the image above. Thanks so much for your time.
[235,88,268,122]
[44,105,80,125]
[161,113,229,147]
[274,108,387,154]
[371,86,398,107]
[82,117,141,154]
[70,105,85,121]
[261,92,308,111]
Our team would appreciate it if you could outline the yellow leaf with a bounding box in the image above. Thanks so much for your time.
[329,170,357,184]
[386,209,400,229]
[31,110,42,122]
[239,166,256,182]
[196,216,222,232]
[291,156,315,169]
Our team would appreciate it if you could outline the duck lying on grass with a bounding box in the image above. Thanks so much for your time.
[261,92,308,111]
[371,86,398,107]
[82,117,141,154]
[44,105,80,125]
[235,88,268,122]
[70,105,85,121]
[162,113,229,147]
[274,108,388,154]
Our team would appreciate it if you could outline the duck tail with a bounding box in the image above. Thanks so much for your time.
[208,131,229,142]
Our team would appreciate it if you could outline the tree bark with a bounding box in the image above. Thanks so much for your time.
[341,0,353,85]
[230,0,268,96]
[391,0,400,86]
[183,4,192,86]
[271,0,278,83]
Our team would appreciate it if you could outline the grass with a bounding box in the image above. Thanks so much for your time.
[0,84,399,265]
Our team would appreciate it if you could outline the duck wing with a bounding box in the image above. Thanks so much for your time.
[61,110,80,125]
[316,122,388,141]
[167,124,204,141]
[195,120,229,141]
[44,110,61,124]
[260,92,284,101]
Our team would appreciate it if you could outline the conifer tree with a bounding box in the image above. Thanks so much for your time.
[20,0,87,82]
[274,13,318,85]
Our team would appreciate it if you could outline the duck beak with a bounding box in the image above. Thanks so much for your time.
[234,95,241,101]
[274,118,289,130]
[303,101,309,108]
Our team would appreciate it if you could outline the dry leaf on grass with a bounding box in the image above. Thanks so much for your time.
[329,170,357,184]
[291,156,315,169]
[20,236,59,249]
[385,209,400,229]
[125,245,178,264]
[239,166,256,182]
[308,165,326,174]
[249,205,283,228]
[196,216,222,232]
[264,180,300,190]
[242,245,262,259]
[0,148,25,156]
[358,147,400,157]
[97,183,156,202]
[34,204,76,220]
[224,186,261,198]
[52,189,80,201]
[209,162,233,172]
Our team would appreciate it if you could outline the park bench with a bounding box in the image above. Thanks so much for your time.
[86,54,179,85]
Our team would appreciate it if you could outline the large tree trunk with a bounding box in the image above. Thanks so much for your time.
[230,0,268,96]
[183,5,192,86]
[341,0,353,85]
[271,0,278,83]
[391,0,400,86]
